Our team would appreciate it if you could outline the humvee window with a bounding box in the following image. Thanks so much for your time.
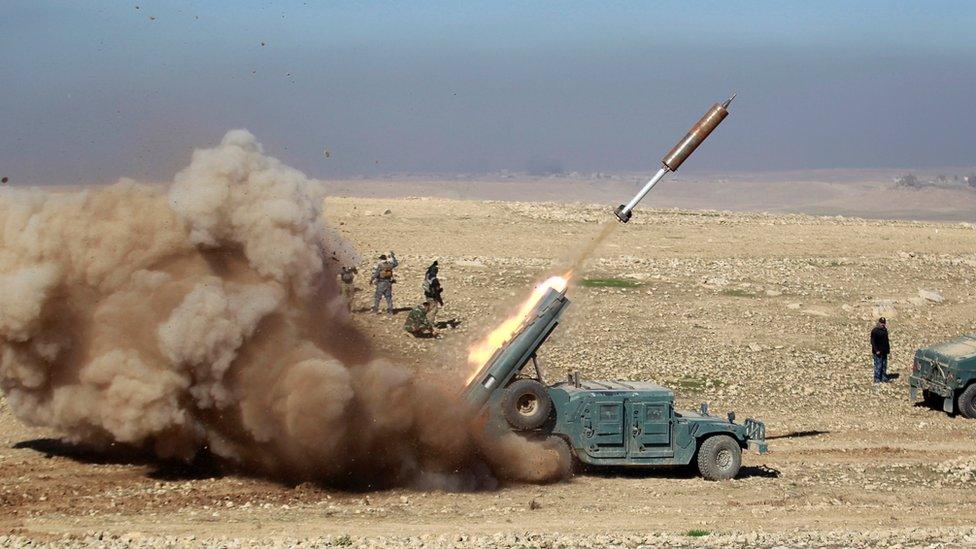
[599,404,618,421]
[646,405,665,421]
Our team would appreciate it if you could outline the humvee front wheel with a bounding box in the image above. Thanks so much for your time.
[958,384,976,419]
[502,379,552,431]
[696,435,742,481]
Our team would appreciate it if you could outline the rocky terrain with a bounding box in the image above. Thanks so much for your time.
[2,197,975,547]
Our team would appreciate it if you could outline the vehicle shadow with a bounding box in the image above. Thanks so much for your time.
[766,430,830,440]
[12,438,223,481]
[578,463,781,480]
[739,464,782,478]
[913,397,961,417]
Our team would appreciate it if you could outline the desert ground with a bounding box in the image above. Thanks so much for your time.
[2,195,976,547]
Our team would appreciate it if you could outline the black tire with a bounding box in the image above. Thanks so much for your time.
[958,384,976,419]
[696,435,742,481]
[502,379,552,431]
[545,436,578,478]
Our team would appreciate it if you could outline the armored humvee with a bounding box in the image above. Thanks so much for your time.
[462,287,767,480]
[909,334,976,418]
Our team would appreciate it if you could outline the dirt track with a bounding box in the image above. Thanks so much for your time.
[2,197,975,546]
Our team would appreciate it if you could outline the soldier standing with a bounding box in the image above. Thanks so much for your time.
[339,265,357,312]
[370,251,398,314]
[422,260,444,325]
[871,317,891,383]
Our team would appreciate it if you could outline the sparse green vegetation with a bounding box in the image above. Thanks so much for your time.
[687,529,710,537]
[721,288,756,298]
[333,534,353,546]
[580,278,643,288]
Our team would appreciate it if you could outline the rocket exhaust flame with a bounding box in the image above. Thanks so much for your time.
[462,219,618,387]
[466,275,568,384]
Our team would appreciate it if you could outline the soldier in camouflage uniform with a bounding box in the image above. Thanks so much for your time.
[404,301,437,337]
[370,251,398,314]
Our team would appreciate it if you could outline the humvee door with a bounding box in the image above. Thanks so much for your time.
[582,397,627,458]
[626,401,674,458]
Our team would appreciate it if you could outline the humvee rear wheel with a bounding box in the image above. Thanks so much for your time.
[958,384,976,419]
[696,435,742,481]
[502,379,552,431]
[545,436,579,477]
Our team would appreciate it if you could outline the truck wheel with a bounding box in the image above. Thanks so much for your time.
[502,379,552,431]
[958,385,976,419]
[546,436,579,476]
[696,435,742,481]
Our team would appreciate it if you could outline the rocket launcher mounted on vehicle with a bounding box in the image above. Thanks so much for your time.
[459,284,767,480]
[614,93,736,223]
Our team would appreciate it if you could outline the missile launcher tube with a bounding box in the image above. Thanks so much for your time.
[460,288,570,413]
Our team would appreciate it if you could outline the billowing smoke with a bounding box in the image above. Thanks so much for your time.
[0,130,568,488]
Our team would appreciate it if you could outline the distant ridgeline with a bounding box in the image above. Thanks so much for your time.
[895,173,976,190]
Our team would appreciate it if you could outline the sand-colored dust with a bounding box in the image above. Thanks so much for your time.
[0,131,568,490]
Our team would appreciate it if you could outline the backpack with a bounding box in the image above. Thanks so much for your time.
[378,262,394,280]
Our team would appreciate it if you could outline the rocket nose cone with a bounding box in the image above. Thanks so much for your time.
[722,92,737,109]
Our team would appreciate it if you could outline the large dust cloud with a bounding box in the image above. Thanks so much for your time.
[0,130,568,489]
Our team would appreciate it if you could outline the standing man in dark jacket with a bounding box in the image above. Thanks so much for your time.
[422,261,444,325]
[870,317,891,383]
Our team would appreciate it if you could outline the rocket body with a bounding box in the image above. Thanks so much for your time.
[614,93,735,223]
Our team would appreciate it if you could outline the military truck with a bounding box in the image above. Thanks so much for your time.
[909,334,976,418]
[462,286,767,480]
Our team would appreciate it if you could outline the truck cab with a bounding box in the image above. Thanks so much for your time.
[909,334,976,418]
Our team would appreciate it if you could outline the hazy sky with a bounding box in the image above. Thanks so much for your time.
[2,1,975,184]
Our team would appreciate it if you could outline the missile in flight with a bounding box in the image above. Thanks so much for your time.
[614,93,736,223]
